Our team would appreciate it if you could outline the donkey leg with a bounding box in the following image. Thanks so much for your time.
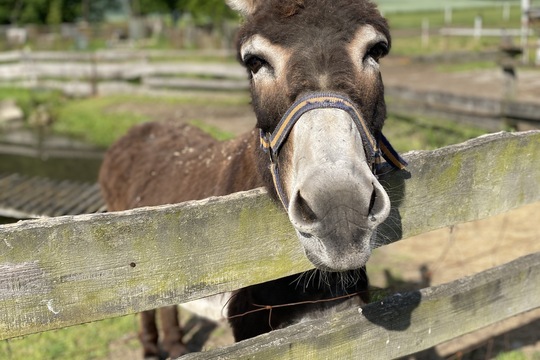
[159,305,188,358]
[139,310,160,359]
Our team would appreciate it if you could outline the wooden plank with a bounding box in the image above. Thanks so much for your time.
[0,49,235,63]
[386,86,540,128]
[376,130,540,244]
[0,131,538,340]
[183,252,540,360]
[0,189,306,340]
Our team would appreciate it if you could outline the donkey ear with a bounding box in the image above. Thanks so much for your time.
[225,0,260,16]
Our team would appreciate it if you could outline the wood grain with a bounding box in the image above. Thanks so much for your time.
[0,131,538,340]
[183,252,540,359]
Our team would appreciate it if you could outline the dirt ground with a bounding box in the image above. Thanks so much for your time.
[371,202,540,359]
[102,60,539,359]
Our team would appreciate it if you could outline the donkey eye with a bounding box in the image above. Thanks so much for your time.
[366,42,388,63]
[244,55,269,75]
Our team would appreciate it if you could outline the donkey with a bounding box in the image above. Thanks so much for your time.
[99,0,407,358]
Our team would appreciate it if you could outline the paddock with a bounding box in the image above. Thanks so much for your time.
[0,130,538,358]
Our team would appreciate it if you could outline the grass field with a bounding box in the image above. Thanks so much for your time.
[383,3,526,57]
[377,0,520,14]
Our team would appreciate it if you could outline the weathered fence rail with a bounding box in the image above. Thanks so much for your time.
[0,49,236,63]
[0,49,247,96]
[1,131,539,358]
[386,86,540,130]
[0,61,245,82]
[182,252,540,359]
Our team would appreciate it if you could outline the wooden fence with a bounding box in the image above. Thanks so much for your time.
[1,130,539,358]
[386,86,540,131]
[2,50,539,131]
[0,49,246,97]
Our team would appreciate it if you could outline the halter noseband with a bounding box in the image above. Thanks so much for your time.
[259,92,407,209]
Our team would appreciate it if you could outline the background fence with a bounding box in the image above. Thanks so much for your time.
[0,49,246,97]
[1,49,539,133]
[1,130,539,358]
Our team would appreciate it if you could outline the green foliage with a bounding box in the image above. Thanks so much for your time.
[183,0,237,24]
[19,0,46,24]
[2,0,122,25]
[385,4,521,29]
[46,0,62,25]
[390,34,505,57]
[0,87,35,114]
[2,0,236,25]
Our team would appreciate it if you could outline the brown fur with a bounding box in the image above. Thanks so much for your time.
[100,122,265,358]
[236,0,390,166]
[100,122,263,211]
[100,0,390,357]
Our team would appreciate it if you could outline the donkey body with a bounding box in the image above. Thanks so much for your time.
[100,0,405,358]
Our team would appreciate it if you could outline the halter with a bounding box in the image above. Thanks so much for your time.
[259,92,407,209]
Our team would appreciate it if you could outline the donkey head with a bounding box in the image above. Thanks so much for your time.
[228,0,405,271]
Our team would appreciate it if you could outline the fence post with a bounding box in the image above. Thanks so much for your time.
[536,39,540,66]
[90,51,98,96]
[445,6,452,25]
[521,0,530,63]
[422,18,429,49]
[474,15,483,41]
[503,2,511,22]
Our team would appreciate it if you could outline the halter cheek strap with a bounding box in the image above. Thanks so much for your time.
[260,92,407,209]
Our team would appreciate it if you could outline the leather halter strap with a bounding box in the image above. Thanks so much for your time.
[259,92,407,209]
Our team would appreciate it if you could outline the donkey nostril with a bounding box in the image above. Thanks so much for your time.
[368,182,391,225]
[368,188,377,215]
[293,191,318,223]
[368,190,379,222]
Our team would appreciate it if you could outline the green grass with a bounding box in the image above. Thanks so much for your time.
[188,119,235,141]
[53,96,150,148]
[0,87,64,119]
[0,85,488,153]
[52,96,487,152]
[52,94,249,148]
[385,5,521,30]
[384,5,529,57]
[383,112,488,153]
[496,351,526,360]
[436,60,498,73]
[0,315,139,360]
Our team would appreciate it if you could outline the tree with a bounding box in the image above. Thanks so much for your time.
[185,0,237,24]
[47,0,62,25]
[0,0,234,25]
[19,0,48,24]
[135,0,237,24]
[0,0,122,25]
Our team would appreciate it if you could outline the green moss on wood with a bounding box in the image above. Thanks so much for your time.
[0,132,539,341]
